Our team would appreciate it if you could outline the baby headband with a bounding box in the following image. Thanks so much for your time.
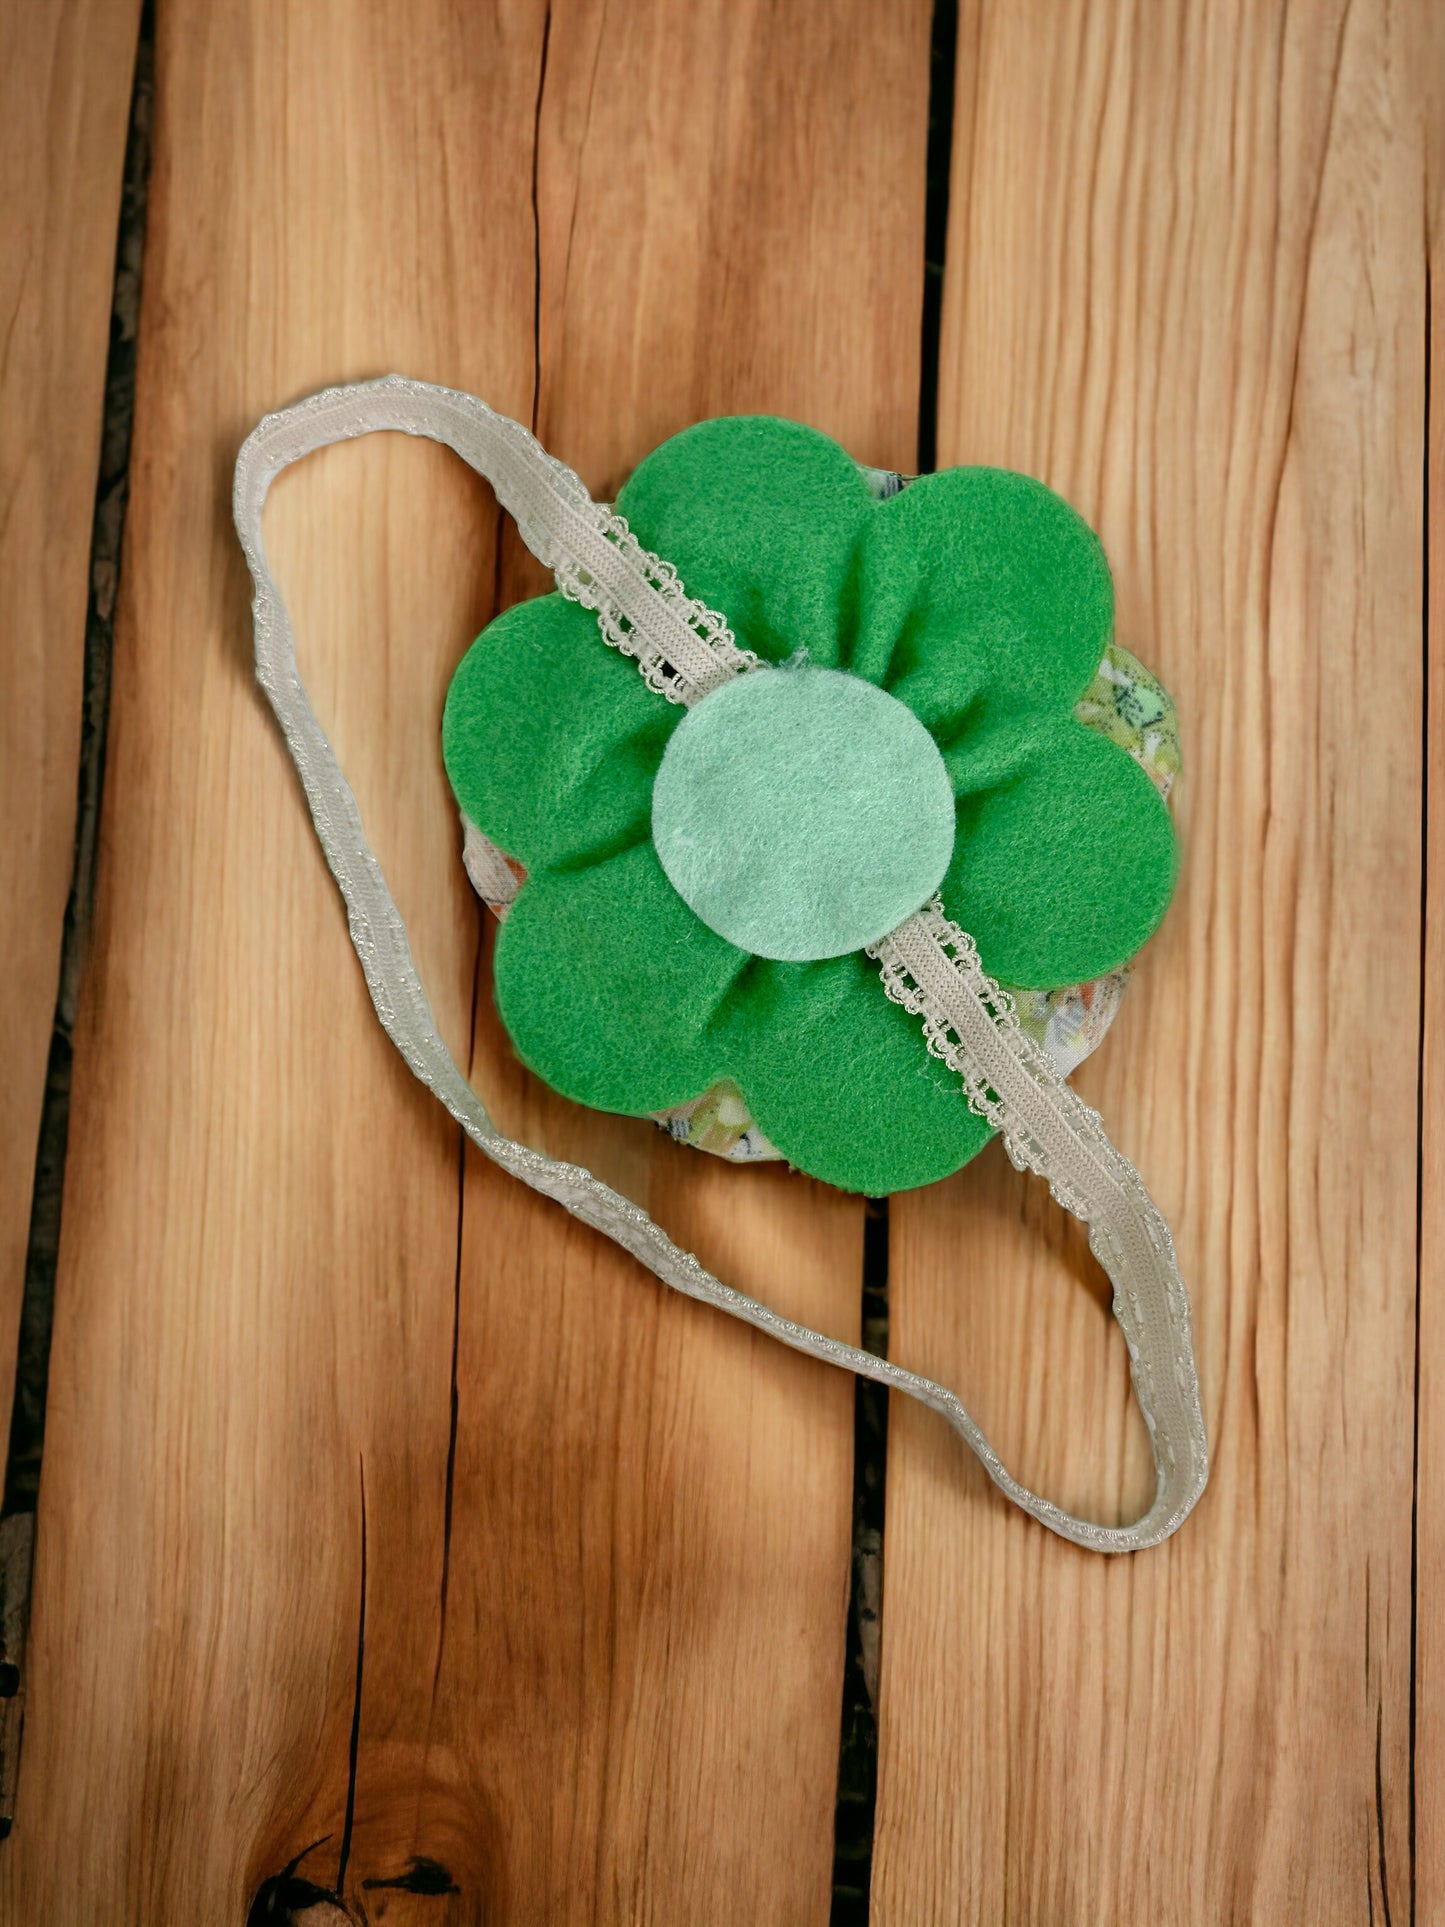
[234,376,1207,1553]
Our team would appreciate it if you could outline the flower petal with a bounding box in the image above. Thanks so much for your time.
[722,952,994,1194]
[615,417,875,665]
[443,592,675,871]
[493,841,745,1113]
[850,467,1115,716]
[943,718,1178,988]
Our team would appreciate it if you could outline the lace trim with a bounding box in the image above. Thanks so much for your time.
[871,902,1068,1181]
[237,374,756,708]
[869,900,1208,1534]
[461,815,522,909]
[557,505,760,703]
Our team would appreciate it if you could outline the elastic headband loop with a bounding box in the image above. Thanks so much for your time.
[233,376,1207,1552]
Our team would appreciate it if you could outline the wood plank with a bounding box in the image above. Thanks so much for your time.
[873,3,1427,1921]
[1415,3,1445,1907]
[0,1,543,1916]
[402,0,932,1911]
[423,5,933,1918]
[0,0,141,1484]
[1,0,932,1919]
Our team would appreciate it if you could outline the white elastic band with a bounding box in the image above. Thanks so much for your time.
[233,375,1207,1551]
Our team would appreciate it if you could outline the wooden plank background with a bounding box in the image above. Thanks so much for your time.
[0,0,142,1501]
[877,2,1429,1921]
[0,1,1440,1922]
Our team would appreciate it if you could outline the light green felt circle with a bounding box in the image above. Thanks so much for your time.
[651,664,956,962]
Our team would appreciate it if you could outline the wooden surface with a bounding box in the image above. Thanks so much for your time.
[0,0,141,1481]
[877,3,1432,1921]
[1417,4,1445,1914]
[0,1,928,1921]
[2,1,1442,1923]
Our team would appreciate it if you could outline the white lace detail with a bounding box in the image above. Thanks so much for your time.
[556,504,760,703]
[461,813,519,913]
[234,375,1207,1553]
[237,375,756,707]
[869,900,1207,1540]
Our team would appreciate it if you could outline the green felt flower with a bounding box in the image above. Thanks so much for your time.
[443,417,1177,1194]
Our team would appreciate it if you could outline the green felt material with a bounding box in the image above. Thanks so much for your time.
[613,416,877,666]
[494,841,745,1115]
[444,415,1179,1193]
[443,594,672,872]
[944,715,1177,985]
[493,840,993,1194]
[651,662,955,961]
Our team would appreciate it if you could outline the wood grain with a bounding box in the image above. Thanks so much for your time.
[0,0,141,1480]
[1416,4,1445,1910]
[872,3,1429,1921]
[414,4,932,1919]
[0,0,931,1920]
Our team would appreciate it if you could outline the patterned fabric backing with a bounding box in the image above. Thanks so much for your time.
[462,463,1181,1168]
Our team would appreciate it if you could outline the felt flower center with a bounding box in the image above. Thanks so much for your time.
[650,663,956,962]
